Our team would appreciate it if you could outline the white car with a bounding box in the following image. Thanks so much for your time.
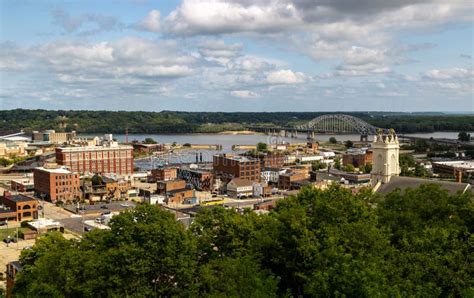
[120,203,130,207]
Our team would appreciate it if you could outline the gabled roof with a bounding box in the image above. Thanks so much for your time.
[376,176,471,195]
[228,178,253,187]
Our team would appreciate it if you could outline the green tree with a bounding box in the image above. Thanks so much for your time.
[458,131,471,142]
[333,157,342,170]
[311,160,327,171]
[257,142,268,152]
[361,163,372,173]
[343,164,356,172]
[91,174,104,186]
[143,137,157,144]
[329,137,337,144]
[345,140,354,148]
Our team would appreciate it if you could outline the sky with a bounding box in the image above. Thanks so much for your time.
[0,0,473,112]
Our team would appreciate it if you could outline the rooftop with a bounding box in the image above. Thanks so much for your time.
[377,176,471,195]
[229,177,254,187]
[433,160,474,170]
[35,166,72,174]
[7,194,37,203]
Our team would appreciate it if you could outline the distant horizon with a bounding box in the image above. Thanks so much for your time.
[1,108,473,115]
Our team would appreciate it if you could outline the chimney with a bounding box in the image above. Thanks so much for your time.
[454,169,462,183]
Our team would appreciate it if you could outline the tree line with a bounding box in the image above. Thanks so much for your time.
[1,109,473,134]
[13,185,473,297]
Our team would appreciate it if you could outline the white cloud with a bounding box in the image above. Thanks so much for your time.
[424,68,473,80]
[266,69,309,84]
[136,10,161,33]
[230,90,259,98]
[51,8,122,35]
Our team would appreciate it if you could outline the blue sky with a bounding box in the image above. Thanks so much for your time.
[0,0,472,112]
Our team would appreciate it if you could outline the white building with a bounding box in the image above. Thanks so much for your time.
[261,168,286,183]
[227,178,253,198]
[371,130,400,185]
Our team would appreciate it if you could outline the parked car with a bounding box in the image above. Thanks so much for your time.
[84,226,92,232]
[95,217,105,224]
[100,205,108,209]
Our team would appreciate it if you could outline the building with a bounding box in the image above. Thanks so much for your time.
[227,178,254,198]
[328,169,371,184]
[32,130,76,144]
[371,130,400,185]
[0,140,27,158]
[55,143,134,176]
[33,164,81,203]
[432,160,474,175]
[10,178,35,192]
[157,179,193,205]
[132,143,165,154]
[261,167,286,184]
[278,169,309,190]
[177,168,214,191]
[213,154,260,182]
[342,150,373,168]
[6,261,22,298]
[0,193,38,222]
[151,167,178,182]
[258,152,285,168]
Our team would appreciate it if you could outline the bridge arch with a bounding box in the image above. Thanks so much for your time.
[296,114,378,135]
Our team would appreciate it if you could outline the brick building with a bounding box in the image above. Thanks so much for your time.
[213,154,260,182]
[151,168,178,182]
[10,178,35,193]
[0,193,38,222]
[177,168,214,191]
[258,152,285,168]
[157,179,193,205]
[33,165,81,203]
[342,150,373,168]
[278,169,310,190]
[6,261,22,298]
[55,144,134,176]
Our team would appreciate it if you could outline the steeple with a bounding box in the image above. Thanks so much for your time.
[371,129,400,185]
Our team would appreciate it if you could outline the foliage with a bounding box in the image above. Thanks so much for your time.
[143,137,157,144]
[13,185,473,297]
[90,175,104,186]
[333,157,342,169]
[343,164,356,172]
[0,157,12,167]
[458,131,471,142]
[257,142,268,152]
[344,140,354,148]
[361,163,372,173]
[311,160,327,171]
[329,137,337,144]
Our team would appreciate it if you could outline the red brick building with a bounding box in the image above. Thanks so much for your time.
[342,150,373,168]
[177,168,214,191]
[56,145,134,175]
[258,152,285,168]
[0,193,38,222]
[213,154,260,182]
[151,168,178,182]
[157,179,193,205]
[33,165,81,203]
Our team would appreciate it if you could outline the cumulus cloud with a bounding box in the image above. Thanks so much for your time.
[266,69,309,84]
[230,90,259,98]
[136,10,161,33]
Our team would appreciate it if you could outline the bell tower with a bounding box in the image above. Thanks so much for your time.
[371,129,400,185]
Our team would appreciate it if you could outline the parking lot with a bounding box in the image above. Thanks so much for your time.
[63,202,136,215]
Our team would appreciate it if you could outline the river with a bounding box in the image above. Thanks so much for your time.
[90,132,467,170]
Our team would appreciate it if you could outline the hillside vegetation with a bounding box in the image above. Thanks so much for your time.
[1,109,473,134]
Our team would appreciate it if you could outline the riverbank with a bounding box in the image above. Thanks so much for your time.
[218,130,262,135]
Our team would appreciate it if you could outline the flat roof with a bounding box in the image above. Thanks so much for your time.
[7,195,36,203]
[433,160,474,170]
[58,145,133,152]
[35,166,72,174]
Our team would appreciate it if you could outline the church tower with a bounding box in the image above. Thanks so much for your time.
[371,129,400,185]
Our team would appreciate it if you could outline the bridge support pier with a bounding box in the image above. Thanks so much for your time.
[360,134,368,142]
[307,130,315,141]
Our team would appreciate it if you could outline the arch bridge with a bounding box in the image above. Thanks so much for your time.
[248,114,383,141]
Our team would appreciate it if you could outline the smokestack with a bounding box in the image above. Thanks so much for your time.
[454,169,462,183]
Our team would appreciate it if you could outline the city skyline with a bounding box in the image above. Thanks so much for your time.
[1,0,473,112]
